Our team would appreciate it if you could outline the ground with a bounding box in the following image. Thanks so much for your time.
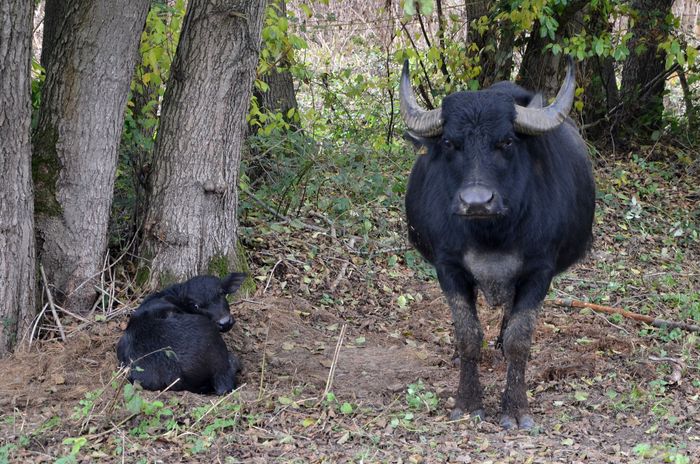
[1,153,699,462]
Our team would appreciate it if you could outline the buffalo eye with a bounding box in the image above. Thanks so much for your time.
[441,138,454,150]
[496,138,513,150]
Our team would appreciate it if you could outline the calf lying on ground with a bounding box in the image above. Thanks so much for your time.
[117,273,247,394]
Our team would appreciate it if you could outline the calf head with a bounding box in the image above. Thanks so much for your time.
[162,272,247,332]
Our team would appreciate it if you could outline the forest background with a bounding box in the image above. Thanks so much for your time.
[0,0,699,461]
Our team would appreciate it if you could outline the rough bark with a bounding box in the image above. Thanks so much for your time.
[254,0,298,128]
[0,0,35,356]
[141,0,266,287]
[33,0,149,312]
[465,0,514,88]
[517,0,587,97]
[617,0,675,135]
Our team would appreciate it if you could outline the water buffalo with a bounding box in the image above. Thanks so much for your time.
[117,273,247,394]
[399,57,595,429]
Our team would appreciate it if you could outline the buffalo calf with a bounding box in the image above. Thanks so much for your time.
[117,273,247,394]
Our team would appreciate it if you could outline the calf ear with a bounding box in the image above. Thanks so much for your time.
[221,272,247,294]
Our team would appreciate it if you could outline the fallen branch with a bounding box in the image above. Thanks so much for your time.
[40,265,66,342]
[321,323,347,402]
[550,298,700,333]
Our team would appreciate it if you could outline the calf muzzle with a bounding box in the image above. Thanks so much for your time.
[217,315,234,332]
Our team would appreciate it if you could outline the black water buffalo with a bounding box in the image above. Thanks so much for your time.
[117,273,247,394]
[399,57,595,429]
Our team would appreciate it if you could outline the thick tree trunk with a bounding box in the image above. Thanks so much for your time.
[141,0,266,286]
[517,0,587,97]
[617,0,675,135]
[0,0,35,356]
[465,0,513,88]
[253,0,298,128]
[33,0,149,312]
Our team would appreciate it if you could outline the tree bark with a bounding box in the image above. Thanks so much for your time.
[33,0,149,312]
[465,0,514,88]
[0,0,35,356]
[253,0,298,129]
[617,0,675,135]
[141,0,266,286]
[517,0,587,97]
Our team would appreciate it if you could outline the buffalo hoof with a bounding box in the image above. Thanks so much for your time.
[500,414,536,430]
[450,407,485,422]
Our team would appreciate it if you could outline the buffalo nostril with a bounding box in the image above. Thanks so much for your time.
[460,186,494,206]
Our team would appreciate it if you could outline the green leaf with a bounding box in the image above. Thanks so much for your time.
[340,402,353,414]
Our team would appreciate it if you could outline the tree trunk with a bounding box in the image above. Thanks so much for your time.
[465,0,514,88]
[141,0,266,286]
[580,9,619,140]
[0,0,35,356]
[33,0,149,313]
[253,0,298,129]
[517,0,587,97]
[617,0,675,136]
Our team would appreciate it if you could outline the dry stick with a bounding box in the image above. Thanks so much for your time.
[550,298,700,333]
[330,237,357,292]
[39,265,66,342]
[258,323,270,402]
[321,323,347,402]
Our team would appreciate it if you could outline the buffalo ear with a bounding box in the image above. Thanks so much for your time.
[221,272,247,295]
[403,131,430,155]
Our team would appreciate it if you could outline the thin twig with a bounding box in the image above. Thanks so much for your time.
[550,298,700,333]
[258,323,270,402]
[321,323,347,401]
[264,259,284,294]
[40,265,66,342]
[330,238,357,291]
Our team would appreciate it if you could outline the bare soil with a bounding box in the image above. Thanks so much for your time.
[1,157,699,462]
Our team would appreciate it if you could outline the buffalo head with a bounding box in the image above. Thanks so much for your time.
[399,58,576,220]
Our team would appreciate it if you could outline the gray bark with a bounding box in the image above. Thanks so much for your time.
[517,0,587,97]
[0,0,35,356]
[33,0,149,312]
[617,0,675,134]
[141,0,266,286]
[254,0,298,128]
[466,0,514,88]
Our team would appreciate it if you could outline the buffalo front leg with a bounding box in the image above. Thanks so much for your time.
[500,269,551,429]
[500,308,537,429]
[438,267,483,420]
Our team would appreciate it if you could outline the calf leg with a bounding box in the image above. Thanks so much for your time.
[437,266,483,420]
[212,352,241,395]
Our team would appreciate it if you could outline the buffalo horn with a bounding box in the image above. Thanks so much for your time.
[399,60,443,137]
[513,56,576,135]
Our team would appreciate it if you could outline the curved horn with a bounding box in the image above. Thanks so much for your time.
[513,56,576,135]
[399,60,443,137]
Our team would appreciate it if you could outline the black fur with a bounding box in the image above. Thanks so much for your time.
[405,81,595,428]
[116,273,247,394]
